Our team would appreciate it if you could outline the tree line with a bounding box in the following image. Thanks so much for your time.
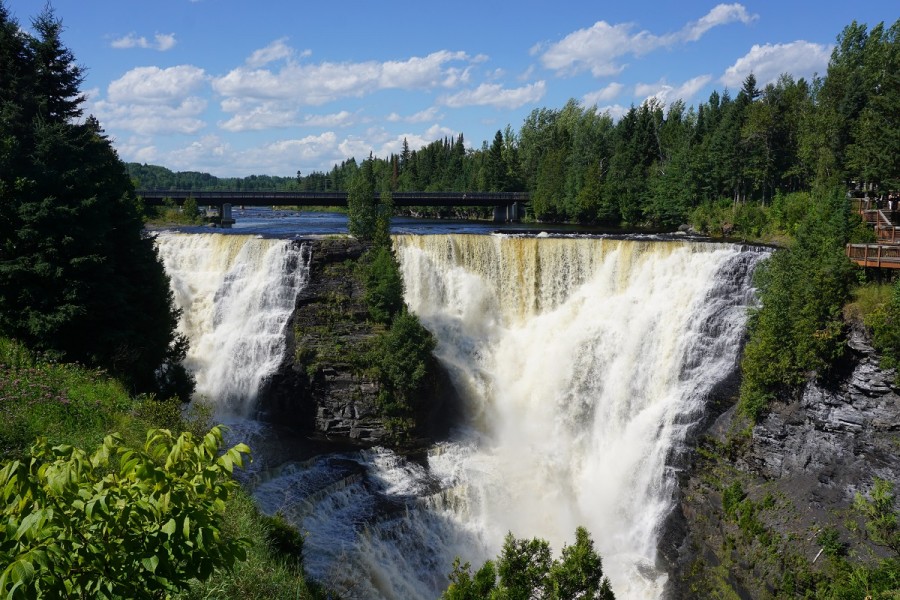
[130,19,897,230]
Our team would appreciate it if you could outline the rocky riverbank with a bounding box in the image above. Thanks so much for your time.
[664,322,900,597]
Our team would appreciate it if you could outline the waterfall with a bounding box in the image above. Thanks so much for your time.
[154,230,765,599]
[387,234,766,598]
[154,232,310,415]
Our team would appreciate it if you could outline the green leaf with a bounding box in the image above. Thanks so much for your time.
[161,518,177,536]
[141,555,159,574]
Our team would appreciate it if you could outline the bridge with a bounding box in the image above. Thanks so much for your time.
[136,190,529,224]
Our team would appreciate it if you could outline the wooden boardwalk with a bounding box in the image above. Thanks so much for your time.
[847,198,900,269]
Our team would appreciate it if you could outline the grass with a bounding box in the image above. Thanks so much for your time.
[179,489,326,600]
[845,282,895,324]
[0,337,325,599]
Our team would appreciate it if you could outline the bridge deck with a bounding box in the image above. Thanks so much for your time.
[137,190,528,208]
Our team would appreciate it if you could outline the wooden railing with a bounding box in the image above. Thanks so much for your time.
[847,244,900,269]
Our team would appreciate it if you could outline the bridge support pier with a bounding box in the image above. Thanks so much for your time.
[220,203,235,228]
[493,202,522,223]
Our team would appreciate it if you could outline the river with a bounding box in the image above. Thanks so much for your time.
[154,209,767,599]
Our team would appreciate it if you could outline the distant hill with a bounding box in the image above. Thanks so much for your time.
[126,163,301,191]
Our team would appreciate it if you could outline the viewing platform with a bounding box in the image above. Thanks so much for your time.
[847,197,900,269]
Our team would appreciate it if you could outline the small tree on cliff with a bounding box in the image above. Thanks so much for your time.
[443,527,615,600]
[0,4,189,398]
[347,156,392,245]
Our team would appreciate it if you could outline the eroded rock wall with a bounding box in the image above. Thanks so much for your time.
[666,323,900,598]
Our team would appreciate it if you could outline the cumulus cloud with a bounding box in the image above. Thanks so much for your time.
[245,38,296,68]
[213,49,472,105]
[386,107,442,123]
[92,96,208,135]
[110,32,177,51]
[721,41,832,87]
[583,82,625,105]
[218,103,297,132]
[597,104,629,121]
[538,3,757,77]
[108,65,208,105]
[441,81,546,109]
[635,74,713,104]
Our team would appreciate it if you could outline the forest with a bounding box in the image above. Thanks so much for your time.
[131,18,898,232]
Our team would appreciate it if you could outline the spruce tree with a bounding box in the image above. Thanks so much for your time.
[0,3,189,398]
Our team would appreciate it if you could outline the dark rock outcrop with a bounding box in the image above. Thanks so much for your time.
[259,237,461,448]
[666,323,900,598]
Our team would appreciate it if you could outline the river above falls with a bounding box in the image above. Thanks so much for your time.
[160,206,688,240]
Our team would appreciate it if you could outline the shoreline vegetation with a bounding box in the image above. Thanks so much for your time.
[2,0,899,596]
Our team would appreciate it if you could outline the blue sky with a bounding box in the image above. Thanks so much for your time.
[4,1,897,177]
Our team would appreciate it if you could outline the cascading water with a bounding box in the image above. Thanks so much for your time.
[247,234,766,600]
[154,232,310,415]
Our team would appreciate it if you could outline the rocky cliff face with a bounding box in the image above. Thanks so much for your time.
[259,238,460,448]
[665,323,900,598]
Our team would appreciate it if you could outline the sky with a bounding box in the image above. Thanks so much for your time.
[4,1,897,177]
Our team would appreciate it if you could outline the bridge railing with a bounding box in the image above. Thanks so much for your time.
[136,189,529,208]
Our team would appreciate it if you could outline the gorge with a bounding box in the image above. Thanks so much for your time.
[155,228,768,598]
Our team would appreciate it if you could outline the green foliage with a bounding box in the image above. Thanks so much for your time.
[179,488,323,600]
[816,526,845,558]
[863,281,900,372]
[0,5,187,400]
[361,245,405,324]
[722,481,746,517]
[0,338,132,457]
[347,158,392,243]
[738,190,856,421]
[443,527,615,600]
[0,426,251,599]
[854,478,900,557]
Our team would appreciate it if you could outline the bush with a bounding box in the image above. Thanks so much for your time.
[0,426,250,599]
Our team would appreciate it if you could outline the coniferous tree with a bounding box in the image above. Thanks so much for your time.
[0,3,189,398]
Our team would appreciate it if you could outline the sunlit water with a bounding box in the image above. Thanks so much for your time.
[155,212,766,599]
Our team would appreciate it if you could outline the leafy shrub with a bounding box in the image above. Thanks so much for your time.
[864,282,900,373]
[0,426,250,599]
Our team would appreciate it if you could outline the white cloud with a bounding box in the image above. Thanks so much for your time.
[597,104,629,121]
[441,81,546,109]
[245,38,295,68]
[93,96,208,135]
[583,82,625,105]
[681,3,757,42]
[218,103,297,132]
[635,74,712,105]
[386,107,441,123]
[721,41,832,87]
[110,32,177,51]
[213,50,472,105]
[539,3,757,77]
[301,111,356,128]
[108,65,208,105]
